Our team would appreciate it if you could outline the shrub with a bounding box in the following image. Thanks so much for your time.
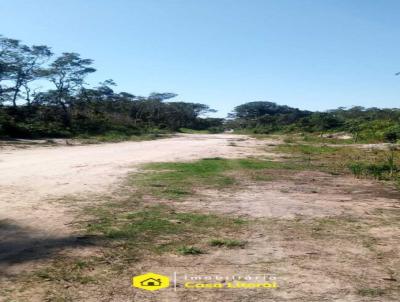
[383,126,400,143]
[348,161,397,180]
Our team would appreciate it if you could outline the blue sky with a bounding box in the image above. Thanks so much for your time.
[1,0,399,117]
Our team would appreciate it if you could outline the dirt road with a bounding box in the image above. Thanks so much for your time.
[1,134,399,302]
[0,134,262,270]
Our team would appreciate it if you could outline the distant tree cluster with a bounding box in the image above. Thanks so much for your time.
[2,35,399,142]
[0,35,221,138]
[227,102,400,142]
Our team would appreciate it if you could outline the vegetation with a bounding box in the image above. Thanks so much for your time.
[134,157,301,199]
[209,238,247,248]
[2,36,400,143]
[348,158,398,181]
[87,204,244,256]
[227,101,400,143]
[274,139,400,185]
[177,246,204,255]
[0,35,222,138]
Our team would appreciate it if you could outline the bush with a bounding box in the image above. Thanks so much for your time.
[383,126,400,143]
[207,126,224,134]
[348,161,397,180]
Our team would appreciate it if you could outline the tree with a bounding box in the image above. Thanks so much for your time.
[41,52,96,126]
[0,34,220,138]
[0,37,52,107]
[163,102,215,129]
[309,112,342,133]
[232,101,299,119]
[0,36,21,104]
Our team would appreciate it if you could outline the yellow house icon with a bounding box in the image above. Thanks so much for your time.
[132,272,170,291]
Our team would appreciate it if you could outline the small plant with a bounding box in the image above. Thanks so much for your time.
[347,162,371,179]
[177,246,203,255]
[357,288,385,297]
[209,239,246,248]
[387,145,397,177]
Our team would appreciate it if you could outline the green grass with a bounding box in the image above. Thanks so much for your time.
[348,161,398,180]
[276,144,340,155]
[274,143,354,173]
[134,157,301,199]
[301,134,354,144]
[178,128,210,134]
[209,238,247,248]
[177,246,204,255]
[274,141,400,184]
[348,147,399,180]
[86,204,247,256]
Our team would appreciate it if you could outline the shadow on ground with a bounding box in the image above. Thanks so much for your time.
[0,219,97,275]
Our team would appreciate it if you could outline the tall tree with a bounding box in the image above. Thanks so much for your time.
[42,52,96,126]
[0,37,52,106]
[0,36,20,104]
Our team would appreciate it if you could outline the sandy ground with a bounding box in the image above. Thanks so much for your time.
[0,134,264,271]
[134,172,400,302]
[1,134,399,301]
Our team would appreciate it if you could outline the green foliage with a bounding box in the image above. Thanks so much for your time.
[348,162,365,178]
[0,35,221,138]
[229,102,400,143]
[383,125,400,143]
[207,126,224,133]
[348,160,398,180]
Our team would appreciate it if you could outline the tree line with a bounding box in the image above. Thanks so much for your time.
[1,35,399,142]
[227,101,400,142]
[0,35,222,138]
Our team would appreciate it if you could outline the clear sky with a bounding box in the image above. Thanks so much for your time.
[1,0,399,117]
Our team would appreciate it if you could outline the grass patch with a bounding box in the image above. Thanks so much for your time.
[135,157,303,199]
[177,246,204,255]
[86,204,247,256]
[348,161,398,180]
[178,128,210,134]
[357,288,386,297]
[274,142,400,184]
[33,259,96,285]
[274,143,358,174]
[276,144,340,155]
[209,238,247,248]
[348,147,399,180]
[301,133,354,144]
